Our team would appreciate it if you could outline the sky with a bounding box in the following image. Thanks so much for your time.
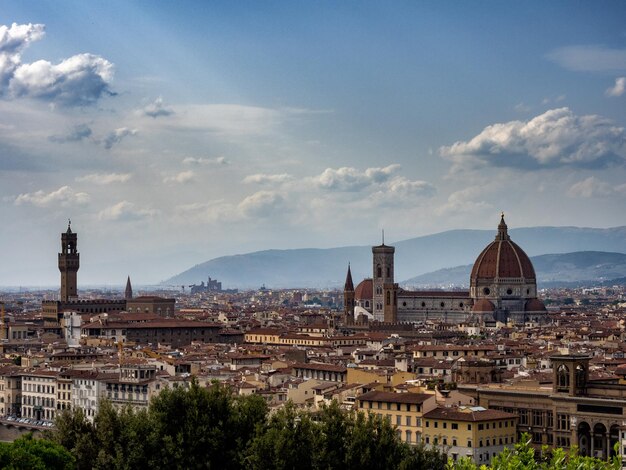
[1,1,626,286]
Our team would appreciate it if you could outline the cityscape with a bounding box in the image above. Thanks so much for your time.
[1,2,626,469]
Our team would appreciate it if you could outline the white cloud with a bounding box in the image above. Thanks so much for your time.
[436,187,492,215]
[163,170,195,184]
[313,164,400,191]
[140,96,173,118]
[75,173,132,185]
[243,173,293,185]
[238,190,286,218]
[98,201,156,221]
[567,176,626,198]
[14,185,89,207]
[606,77,626,97]
[48,123,92,143]
[440,107,626,171]
[0,23,45,83]
[547,45,626,72]
[1,23,114,106]
[182,156,229,166]
[102,127,137,149]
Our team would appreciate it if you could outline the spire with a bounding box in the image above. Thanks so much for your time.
[496,212,509,241]
[125,275,133,300]
[382,229,385,245]
[344,263,354,291]
[67,218,72,234]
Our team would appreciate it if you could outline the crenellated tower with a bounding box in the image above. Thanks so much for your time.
[58,221,79,302]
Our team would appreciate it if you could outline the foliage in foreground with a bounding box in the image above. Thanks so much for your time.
[0,433,74,470]
[47,380,446,470]
[448,433,621,470]
[42,383,623,470]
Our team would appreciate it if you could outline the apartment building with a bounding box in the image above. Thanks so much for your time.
[21,371,57,421]
[357,390,437,445]
[423,406,518,465]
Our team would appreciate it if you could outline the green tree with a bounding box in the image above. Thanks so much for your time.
[149,380,268,469]
[47,408,97,470]
[246,401,317,470]
[0,434,75,470]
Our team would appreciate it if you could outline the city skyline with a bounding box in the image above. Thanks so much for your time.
[1,1,626,285]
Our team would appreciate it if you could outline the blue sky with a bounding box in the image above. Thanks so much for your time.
[1,1,626,285]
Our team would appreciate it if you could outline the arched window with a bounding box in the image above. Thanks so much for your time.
[557,364,569,389]
[386,291,391,305]
[377,265,382,278]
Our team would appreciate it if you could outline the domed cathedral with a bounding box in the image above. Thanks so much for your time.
[343,214,547,326]
[469,213,546,324]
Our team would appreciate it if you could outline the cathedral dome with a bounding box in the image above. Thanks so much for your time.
[525,298,546,312]
[470,214,535,282]
[472,298,495,312]
[355,279,373,301]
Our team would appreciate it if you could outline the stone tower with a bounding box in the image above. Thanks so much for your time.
[343,264,355,325]
[58,221,79,302]
[372,235,397,323]
[125,276,133,300]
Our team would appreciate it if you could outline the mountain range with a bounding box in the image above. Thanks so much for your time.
[163,225,626,289]
[403,251,626,288]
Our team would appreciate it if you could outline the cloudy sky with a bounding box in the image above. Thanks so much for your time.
[1,1,626,286]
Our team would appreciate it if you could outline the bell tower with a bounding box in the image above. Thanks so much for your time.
[59,221,79,302]
[343,264,355,325]
[372,232,398,323]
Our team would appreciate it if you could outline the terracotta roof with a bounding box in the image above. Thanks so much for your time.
[424,406,517,422]
[472,299,495,313]
[470,215,535,281]
[355,279,373,301]
[358,391,432,404]
[525,299,547,312]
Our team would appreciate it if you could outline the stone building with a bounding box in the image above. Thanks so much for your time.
[461,355,626,461]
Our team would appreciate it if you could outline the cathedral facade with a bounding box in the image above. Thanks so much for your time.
[344,214,547,325]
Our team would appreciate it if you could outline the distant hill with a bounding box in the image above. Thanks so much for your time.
[402,251,626,288]
[163,226,626,289]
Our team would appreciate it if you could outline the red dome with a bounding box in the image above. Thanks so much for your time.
[525,299,546,312]
[355,279,373,301]
[471,215,535,281]
[472,299,495,312]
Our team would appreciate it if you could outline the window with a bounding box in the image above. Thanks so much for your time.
[452,423,458,430]
[557,414,570,431]
[468,424,472,430]
[406,416,411,426]
[557,364,569,389]
[519,409,528,425]
[478,424,484,430]
[396,415,401,426]
[425,436,429,444]
[453,439,457,446]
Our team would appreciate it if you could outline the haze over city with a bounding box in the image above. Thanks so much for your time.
[1,1,626,286]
